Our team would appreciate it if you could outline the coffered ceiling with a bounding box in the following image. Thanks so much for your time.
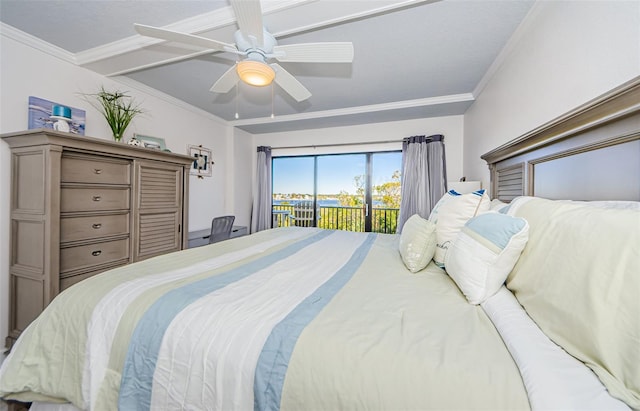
[0,0,535,133]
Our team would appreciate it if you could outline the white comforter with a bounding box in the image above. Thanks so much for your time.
[1,227,626,410]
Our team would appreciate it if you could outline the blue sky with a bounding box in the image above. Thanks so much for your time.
[273,152,401,195]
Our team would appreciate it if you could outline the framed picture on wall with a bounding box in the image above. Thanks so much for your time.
[188,144,213,178]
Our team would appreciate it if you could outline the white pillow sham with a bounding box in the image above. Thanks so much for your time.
[445,211,529,304]
[398,214,437,273]
[482,287,630,410]
[429,189,490,267]
[504,196,640,407]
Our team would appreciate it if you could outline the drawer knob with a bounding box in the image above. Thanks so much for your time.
[92,223,102,229]
[92,196,101,202]
[94,169,102,175]
[91,250,102,257]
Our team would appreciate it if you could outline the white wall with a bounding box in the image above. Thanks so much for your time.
[255,115,466,183]
[0,34,233,348]
[464,0,640,189]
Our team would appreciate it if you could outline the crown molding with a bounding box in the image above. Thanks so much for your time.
[231,93,474,126]
[105,49,217,77]
[0,22,76,64]
[112,76,229,127]
[75,0,313,66]
[112,81,473,132]
[77,0,433,70]
[74,8,236,66]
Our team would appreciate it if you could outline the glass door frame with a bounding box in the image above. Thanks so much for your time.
[272,150,400,232]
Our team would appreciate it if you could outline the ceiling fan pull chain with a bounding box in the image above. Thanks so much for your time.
[235,83,240,120]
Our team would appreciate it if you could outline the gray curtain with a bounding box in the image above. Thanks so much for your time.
[397,134,447,233]
[251,146,272,233]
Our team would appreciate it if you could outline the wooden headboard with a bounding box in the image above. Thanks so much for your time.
[482,77,640,202]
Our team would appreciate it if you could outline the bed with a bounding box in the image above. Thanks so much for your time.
[1,77,639,411]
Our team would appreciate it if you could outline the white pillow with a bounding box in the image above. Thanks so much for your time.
[565,200,640,210]
[445,212,529,304]
[430,189,490,267]
[428,189,459,223]
[398,214,437,273]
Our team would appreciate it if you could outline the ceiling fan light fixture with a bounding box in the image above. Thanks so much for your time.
[236,60,275,87]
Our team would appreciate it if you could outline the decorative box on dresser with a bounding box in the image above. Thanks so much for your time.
[1,129,194,349]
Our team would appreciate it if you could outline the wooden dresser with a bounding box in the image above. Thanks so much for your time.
[2,129,194,348]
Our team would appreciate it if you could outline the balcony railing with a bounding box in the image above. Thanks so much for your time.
[272,204,399,234]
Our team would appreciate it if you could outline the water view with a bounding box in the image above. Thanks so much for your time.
[272,152,402,233]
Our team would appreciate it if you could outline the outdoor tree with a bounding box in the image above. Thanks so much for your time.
[373,170,401,208]
[337,174,365,207]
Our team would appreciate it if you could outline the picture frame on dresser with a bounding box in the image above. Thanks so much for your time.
[28,96,86,135]
[134,133,167,150]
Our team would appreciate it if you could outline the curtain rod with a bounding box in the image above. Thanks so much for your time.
[270,139,404,150]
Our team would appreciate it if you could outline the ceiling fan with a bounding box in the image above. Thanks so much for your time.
[134,0,354,102]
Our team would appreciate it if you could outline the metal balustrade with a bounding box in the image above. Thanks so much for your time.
[272,204,399,234]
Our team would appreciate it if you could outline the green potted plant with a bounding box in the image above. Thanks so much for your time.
[85,87,144,142]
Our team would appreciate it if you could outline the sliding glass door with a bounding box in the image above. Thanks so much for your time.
[371,152,401,233]
[317,154,367,231]
[272,157,315,227]
[272,151,401,233]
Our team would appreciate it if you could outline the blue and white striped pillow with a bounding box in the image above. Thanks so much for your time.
[444,211,529,304]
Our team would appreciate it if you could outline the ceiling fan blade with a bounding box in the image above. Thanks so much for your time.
[134,23,236,52]
[230,0,264,46]
[210,66,240,93]
[272,63,311,102]
[273,42,354,63]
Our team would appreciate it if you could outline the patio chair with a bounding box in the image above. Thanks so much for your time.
[291,200,317,227]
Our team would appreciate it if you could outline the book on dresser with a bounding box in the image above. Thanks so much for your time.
[1,129,194,349]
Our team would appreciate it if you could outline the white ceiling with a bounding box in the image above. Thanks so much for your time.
[0,0,535,134]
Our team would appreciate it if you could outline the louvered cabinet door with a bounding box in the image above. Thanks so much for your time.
[133,160,185,261]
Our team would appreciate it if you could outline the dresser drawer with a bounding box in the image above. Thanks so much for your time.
[62,155,130,185]
[60,238,130,273]
[61,213,130,243]
[61,187,130,212]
